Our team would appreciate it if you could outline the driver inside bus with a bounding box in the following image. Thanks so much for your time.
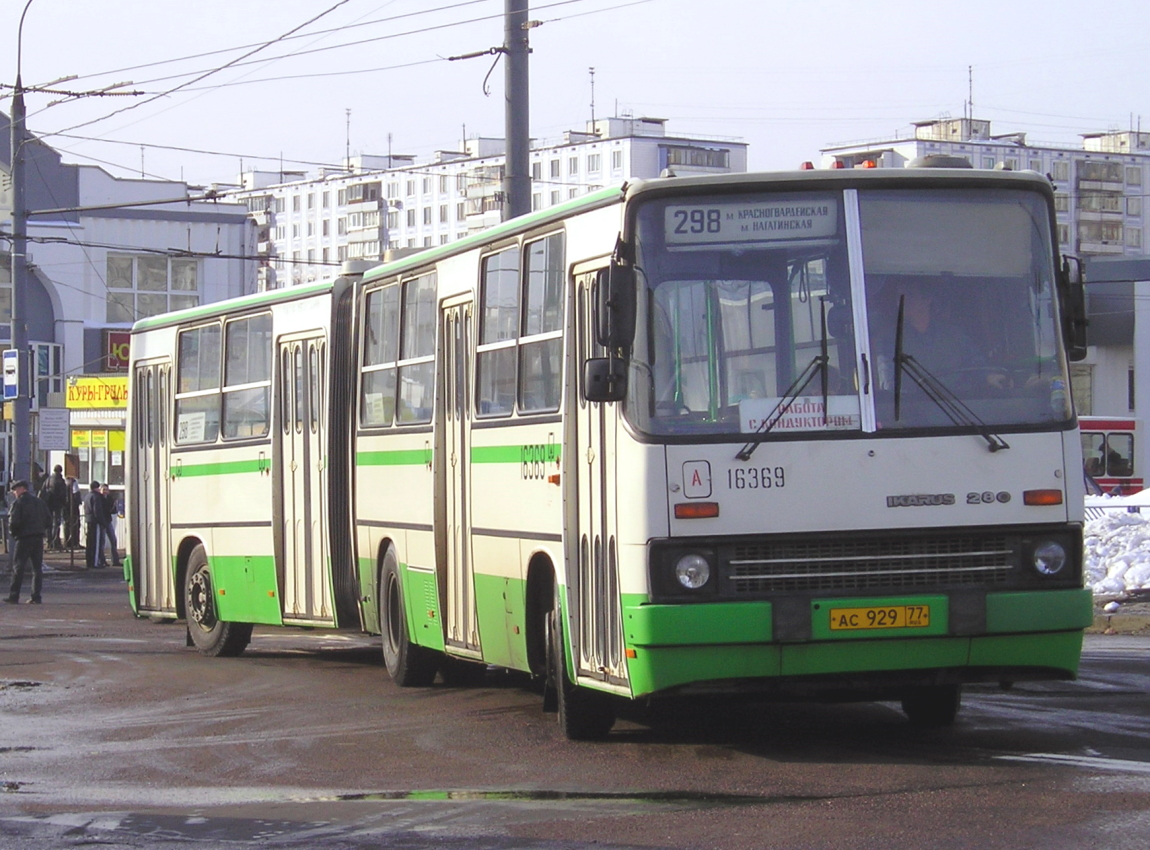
[873,277,1010,393]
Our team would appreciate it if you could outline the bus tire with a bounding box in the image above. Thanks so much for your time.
[380,547,438,687]
[901,684,962,727]
[547,582,615,740]
[184,544,252,658]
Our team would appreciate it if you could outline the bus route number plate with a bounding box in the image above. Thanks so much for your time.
[828,605,930,631]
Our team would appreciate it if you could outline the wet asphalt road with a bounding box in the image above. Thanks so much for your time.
[1,564,1149,850]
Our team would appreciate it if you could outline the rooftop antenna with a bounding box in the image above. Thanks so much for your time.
[967,65,973,120]
[589,66,596,134]
[345,108,351,168]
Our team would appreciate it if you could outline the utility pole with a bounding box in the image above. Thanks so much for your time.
[9,0,35,487]
[589,67,596,133]
[503,0,530,220]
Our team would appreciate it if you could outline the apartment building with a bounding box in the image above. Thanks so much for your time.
[823,117,1150,418]
[226,117,747,290]
[824,117,1147,258]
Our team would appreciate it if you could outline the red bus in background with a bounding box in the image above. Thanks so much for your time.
[1080,416,1142,494]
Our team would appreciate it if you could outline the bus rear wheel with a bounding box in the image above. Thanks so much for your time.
[184,544,252,657]
[379,547,438,687]
[901,684,962,727]
[547,582,615,740]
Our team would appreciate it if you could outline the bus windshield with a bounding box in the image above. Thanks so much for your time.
[626,186,1071,438]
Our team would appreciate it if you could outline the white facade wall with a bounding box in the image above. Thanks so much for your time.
[1080,344,1134,415]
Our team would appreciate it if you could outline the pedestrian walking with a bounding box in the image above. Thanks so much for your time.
[83,481,104,569]
[5,480,52,604]
[98,483,122,568]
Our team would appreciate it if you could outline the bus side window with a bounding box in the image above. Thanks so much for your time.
[476,249,518,418]
[397,273,437,424]
[361,284,399,428]
[1107,433,1134,477]
[1082,432,1104,476]
[519,233,565,414]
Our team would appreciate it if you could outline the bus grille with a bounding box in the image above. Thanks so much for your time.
[725,534,1014,594]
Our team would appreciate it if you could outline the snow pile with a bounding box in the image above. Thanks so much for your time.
[1084,508,1150,597]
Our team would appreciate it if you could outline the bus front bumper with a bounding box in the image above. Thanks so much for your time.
[621,588,1093,698]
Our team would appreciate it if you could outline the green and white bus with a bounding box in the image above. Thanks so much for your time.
[128,167,1092,738]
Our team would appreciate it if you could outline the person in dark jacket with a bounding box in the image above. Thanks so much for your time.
[6,480,52,604]
[83,481,105,570]
[43,465,68,551]
[64,477,81,548]
[98,483,122,567]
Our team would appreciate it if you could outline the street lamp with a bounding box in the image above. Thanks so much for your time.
[8,0,35,486]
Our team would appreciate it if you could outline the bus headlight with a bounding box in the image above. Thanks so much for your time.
[1032,541,1067,576]
[675,554,712,590]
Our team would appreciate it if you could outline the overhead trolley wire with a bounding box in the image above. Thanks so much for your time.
[37,0,355,141]
[57,0,493,85]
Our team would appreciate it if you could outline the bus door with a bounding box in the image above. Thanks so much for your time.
[277,333,333,624]
[439,296,481,654]
[571,267,627,686]
[133,360,175,613]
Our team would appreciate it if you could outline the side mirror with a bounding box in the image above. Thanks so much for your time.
[1059,255,1088,361]
[583,357,627,403]
[594,263,636,350]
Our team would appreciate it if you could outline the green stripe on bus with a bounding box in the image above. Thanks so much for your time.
[357,446,563,465]
[357,449,430,466]
[470,446,521,464]
[471,445,561,464]
[173,459,269,478]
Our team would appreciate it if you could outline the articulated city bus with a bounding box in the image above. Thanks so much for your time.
[128,167,1091,738]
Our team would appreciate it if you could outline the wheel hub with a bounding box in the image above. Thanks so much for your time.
[188,570,216,629]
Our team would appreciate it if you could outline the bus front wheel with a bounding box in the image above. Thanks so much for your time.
[547,582,615,740]
[184,544,252,657]
[901,684,962,727]
[379,547,438,687]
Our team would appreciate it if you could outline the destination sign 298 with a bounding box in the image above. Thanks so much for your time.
[665,198,837,245]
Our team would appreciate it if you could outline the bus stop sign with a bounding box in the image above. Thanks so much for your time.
[2,349,19,401]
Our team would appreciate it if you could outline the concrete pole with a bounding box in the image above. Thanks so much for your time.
[9,1,35,487]
[503,0,530,220]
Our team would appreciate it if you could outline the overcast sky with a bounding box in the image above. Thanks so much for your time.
[4,0,1149,188]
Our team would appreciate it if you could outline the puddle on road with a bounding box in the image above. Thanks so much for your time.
[333,788,796,808]
[0,783,805,812]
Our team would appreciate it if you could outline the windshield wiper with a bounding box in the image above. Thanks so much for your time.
[736,299,829,462]
[892,295,1009,453]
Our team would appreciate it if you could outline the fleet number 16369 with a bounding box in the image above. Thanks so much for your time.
[727,466,785,489]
